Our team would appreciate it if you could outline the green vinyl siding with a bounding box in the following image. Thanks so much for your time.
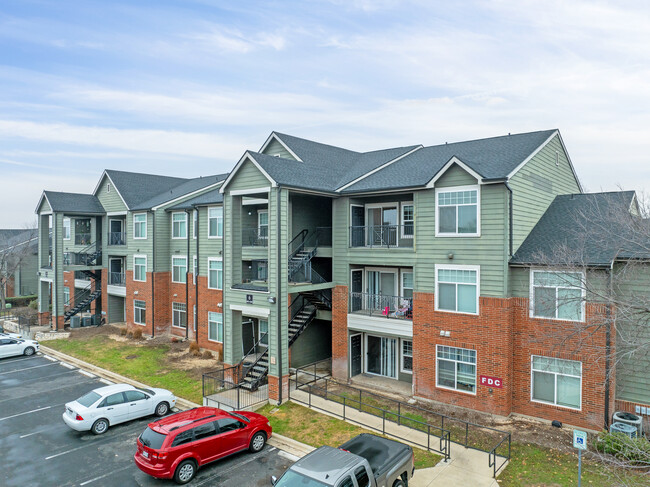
[290,194,332,241]
[37,197,51,213]
[95,176,128,213]
[509,135,581,253]
[435,163,478,188]
[228,160,272,191]
[289,319,332,368]
[16,252,38,296]
[262,138,296,160]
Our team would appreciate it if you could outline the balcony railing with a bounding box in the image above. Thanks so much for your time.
[109,272,126,286]
[349,292,413,320]
[75,233,92,246]
[242,227,268,247]
[349,225,413,248]
[108,232,126,246]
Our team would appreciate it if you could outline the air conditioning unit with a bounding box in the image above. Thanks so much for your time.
[70,316,81,329]
[610,421,637,438]
[612,411,643,437]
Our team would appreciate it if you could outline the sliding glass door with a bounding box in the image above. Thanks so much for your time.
[366,335,397,379]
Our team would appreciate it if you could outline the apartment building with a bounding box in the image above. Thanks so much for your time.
[0,229,38,299]
[35,170,228,355]
[219,129,649,430]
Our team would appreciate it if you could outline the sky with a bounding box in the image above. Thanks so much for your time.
[1,0,649,227]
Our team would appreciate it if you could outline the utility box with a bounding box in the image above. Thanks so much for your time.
[70,316,81,328]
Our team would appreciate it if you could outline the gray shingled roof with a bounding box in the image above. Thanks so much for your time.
[131,173,229,210]
[43,191,105,215]
[0,229,37,250]
[167,187,224,210]
[105,170,187,209]
[510,191,645,267]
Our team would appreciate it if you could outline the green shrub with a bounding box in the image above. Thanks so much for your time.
[6,294,37,307]
[28,299,38,310]
[595,431,650,465]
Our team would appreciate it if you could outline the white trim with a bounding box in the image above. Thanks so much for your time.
[347,314,413,337]
[426,157,482,188]
[193,209,197,240]
[400,201,414,239]
[230,187,272,196]
[107,285,126,297]
[39,276,53,283]
[63,218,71,240]
[171,212,188,239]
[92,172,129,209]
[106,211,127,216]
[435,344,477,395]
[228,304,270,318]
[506,131,558,179]
[207,257,223,290]
[207,311,224,343]
[133,212,147,239]
[207,206,223,239]
[242,198,269,206]
[434,264,480,315]
[219,152,277,193]
[435,185,481,237]
[530,355,582,411]
[35,192,52,214]
[363,334,398,380]
[192,255,197,285]
[350,268,363,294]
[529,269,586,322]
[259,132,304,162]
[172,302,187,328]
[171,256,188,283]
[134,299,146,326]
[400,270,413,299]
[336,146,423,192]
[401,338,413,375]
[151,180,224,210]
[133,254,147,282]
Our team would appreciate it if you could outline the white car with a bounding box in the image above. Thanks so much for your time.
[62,383,177,435]
[0,331,23,339]
[0,338,38,358]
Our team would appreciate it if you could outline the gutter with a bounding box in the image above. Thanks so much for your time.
[195,207,199,343]
[276,185,283,404]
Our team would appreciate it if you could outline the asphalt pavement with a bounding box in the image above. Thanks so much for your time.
[0,353,295,487]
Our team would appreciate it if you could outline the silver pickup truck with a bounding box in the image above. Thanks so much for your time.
[272,433,414,487]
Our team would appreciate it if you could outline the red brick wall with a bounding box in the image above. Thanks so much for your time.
[63,271,74,307]
[268,374,289,404]
[100,269,108,317]
[195,275,224,358]
[331,285,348,380]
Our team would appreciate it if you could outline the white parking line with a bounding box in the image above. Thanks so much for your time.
[278,450,300,462]
[45,444,86,460]
[0,363,56,375]
[79,465,132,485]
[0,356,38,365]
[60,362,76,370]
[99,378,113,385]
[78,370,95,378]
[43,355,58,362]
[19,431,43,438]
[0,406,51,422]
[194,447,276,486]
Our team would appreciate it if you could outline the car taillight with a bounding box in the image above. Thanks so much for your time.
[75,414,84,421]
[151,452,167,460]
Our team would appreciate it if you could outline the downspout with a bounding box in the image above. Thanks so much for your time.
[185,209,190,340]
[276,185,283,404]
[604,259,615,428]
[151,210,156,338]
[195,207,199,343]
[53,213,58,330]
[504,182,514,258]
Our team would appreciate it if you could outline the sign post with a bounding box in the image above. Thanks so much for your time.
[573,430,587,487]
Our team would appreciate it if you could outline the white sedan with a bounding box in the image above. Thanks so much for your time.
[0,331,23,339]
[0,338,38,358]
[63,383,176,435]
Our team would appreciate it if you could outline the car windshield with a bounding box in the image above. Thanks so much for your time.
[139,427,167,450]
[275,471,329,487]
[229,412,250,423]
[76,391,101,407]
[136,387,155,396]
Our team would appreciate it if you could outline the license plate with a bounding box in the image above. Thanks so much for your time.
[142,451,149,458]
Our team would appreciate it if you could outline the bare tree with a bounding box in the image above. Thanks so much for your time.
[0,226,38,311]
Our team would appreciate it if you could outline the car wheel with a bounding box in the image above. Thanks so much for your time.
[23,347,35,356]
[249,431,267,452]
[393,480,406,487]
[174,459,197,485]
[155,401,170,417]
[91,418,109,435]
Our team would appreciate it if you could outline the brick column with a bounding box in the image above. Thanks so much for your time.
[268,374,289,405]
[331,285,348,381]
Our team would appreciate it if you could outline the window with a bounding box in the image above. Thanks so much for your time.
[134,300,146,325]
[63,218,71,240]
[435,265,479,314]
[216,418,243,433]
[401,271,413,299]
[134,255,146,282]
[133,213,147,239]
[172,302,186,328]
[100,392,125,407]
[193,422,217,441]
[208,207,223,238]
[208,258,223,289]
[256,261,268,281]
[338,476,354,487]
[193,255,198,285]
[531,271,584,322]
[531,356,582,409]
[436,187,479,236]
[63,287,70,305]
[124,390,147,402]
[193,210,197,239]
[208,312,223,342]
[436,345,476,394]
[259,319,268,346]
[354,466,370,487]
[401,340,413,373]
[258,210,268,239]
[171,430,194,447]
[401,203,414,238]
[172,212,187,238]
[172,257,187,283]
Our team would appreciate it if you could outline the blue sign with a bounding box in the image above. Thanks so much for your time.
[573,430,587,450]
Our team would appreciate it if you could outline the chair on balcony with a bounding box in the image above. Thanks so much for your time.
[392,299,412,319]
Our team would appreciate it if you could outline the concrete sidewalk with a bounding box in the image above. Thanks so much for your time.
[289,387,506,487]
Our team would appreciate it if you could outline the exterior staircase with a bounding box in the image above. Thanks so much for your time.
[64,288,102,321]
[64,244,102,323]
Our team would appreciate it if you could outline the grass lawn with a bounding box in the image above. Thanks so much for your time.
[44,335,204,404]
[499,442,648,486]
[258,402,442,469]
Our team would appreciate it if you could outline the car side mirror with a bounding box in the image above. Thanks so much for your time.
[270,476,277,485]
[145,395,150,400]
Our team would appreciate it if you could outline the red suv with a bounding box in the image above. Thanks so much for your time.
[134,406,272,484]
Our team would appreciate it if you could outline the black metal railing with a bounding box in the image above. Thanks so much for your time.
[109,272,125,286]
[291,359,512,476]
[108,232,126,246]
[242,227,268,247]
[349,225,414,248]
[202,371,269,410]
[348,292,413,320]
[75,233,92,246]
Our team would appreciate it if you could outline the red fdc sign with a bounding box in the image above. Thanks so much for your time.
[479,375,503,388]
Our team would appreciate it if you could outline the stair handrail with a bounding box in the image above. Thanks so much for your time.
[239,334,270,390]
[236,332,269,383]
[288,228,309,260]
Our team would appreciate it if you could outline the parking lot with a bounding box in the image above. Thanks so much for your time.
[0,354,293,487]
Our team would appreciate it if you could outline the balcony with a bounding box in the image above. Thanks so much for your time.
[109,272,126,286]
[75,233,92,246]
[242,227,268,247]
[349,225,413,248]
[348,292,412,321]
[108,232,126,246]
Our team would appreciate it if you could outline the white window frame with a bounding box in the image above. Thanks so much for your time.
[134,300,146,325]
[193,210,197,239]
[193,255,198,285]
[436,345,477,395]
[530,355,582,411]
[256,261,268,281]
[258,209,269,240]
[63,218,71,240]
[172,302,186,328]
[208,311,223,342]
[400,270,414,299]
[133,213,147,239]
[434,264,480,315]
[400,202,414,239]
[63,286,70,305]
[529,269,586,322]
[435,185,480,237]
[208,206,223,239]
[133,255,147,282]
[172,212,187,239]
[208,257,223,290]
[172,256,187,284]
[401,339,413,374]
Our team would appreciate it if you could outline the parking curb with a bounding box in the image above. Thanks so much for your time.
[268,434,315,458]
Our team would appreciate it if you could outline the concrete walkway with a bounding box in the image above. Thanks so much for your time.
[289,387,506,486]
